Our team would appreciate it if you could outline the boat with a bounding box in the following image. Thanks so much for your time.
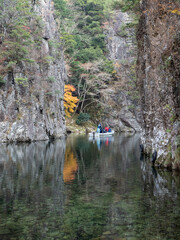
[88,130,114,137]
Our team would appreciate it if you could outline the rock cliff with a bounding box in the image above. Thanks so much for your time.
[0,0,66,142]
[102,10,142,133]
[137,0,180,168]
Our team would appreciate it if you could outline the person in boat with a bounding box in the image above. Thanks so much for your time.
[97,128,100,133]
[105,127,109,132]
[97,123,102,133]
[105,126,112,132]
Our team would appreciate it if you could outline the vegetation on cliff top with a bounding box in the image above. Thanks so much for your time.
[0,0,42,85]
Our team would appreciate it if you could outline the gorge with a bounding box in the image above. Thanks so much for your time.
[0,0,179,169]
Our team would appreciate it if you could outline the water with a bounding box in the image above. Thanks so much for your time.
[0,134,180,240]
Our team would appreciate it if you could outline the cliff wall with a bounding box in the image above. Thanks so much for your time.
[102,10,141,133]
[137,0,180,168]
[0,0,66,142]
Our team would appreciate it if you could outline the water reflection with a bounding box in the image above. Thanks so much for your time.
[88,136,114,150]
[0,139,66,239]
[141,159,178,199]
[0,139,65,196]
[0,135,180,240]
[64,134,180,240]
[63,147,78,183]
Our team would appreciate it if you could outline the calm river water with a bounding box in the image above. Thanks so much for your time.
[0,134,180,240]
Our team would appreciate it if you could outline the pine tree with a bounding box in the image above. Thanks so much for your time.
[0,0,42,83]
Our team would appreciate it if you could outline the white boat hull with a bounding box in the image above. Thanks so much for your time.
[89,130,114,137]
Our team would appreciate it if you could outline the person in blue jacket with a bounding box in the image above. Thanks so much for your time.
[97,123,103,133]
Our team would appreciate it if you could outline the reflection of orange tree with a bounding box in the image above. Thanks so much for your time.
[63,148,78,183]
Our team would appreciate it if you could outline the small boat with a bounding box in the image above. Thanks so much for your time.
[89,130,114,137]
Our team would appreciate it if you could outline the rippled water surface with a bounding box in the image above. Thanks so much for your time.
[0,134,180,240]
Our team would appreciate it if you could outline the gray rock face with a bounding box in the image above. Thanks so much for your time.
[103,10,141,133]
[137,0,180,169]
[0,0,66,142]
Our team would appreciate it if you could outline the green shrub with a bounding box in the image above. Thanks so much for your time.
[111,0,140,12]
[76,47,104,63]
[0,76,6,85]
[85,16,93,23]
[100,59,114,74]
[74,35,91,50]
[15,77,28,87]
[112,0,124,9]
[77,21,85,29]
[70,61,85,86]
[54,0,70,18]
[83,25,102,35]
[91,34,106,50]
[88,21,100,28]
[76,113,90,125]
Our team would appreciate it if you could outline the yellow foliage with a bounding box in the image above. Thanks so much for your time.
[64,84,76,92]
[63,148,78,183]
[170,9,180,15]
[64,84,79,117]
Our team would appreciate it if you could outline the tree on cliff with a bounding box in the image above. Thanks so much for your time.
[64,84,79,117]
[0,0,42,84]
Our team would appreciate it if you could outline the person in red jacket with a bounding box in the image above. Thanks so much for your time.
[105,127,109,132]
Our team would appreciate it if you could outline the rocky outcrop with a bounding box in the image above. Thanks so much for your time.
[137,0,180,168]
[0,0,66,142]
[103,10,141,133]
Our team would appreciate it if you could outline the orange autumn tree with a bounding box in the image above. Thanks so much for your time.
[64,84,79,117]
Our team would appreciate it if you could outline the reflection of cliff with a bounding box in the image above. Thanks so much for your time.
[141,162,177,200]
[70,134,141,198]
[0,139,66,203]
[83,134,180,239]
[64,148,78,183]
[97,134,141,194]
[70,134,179,203]
[66,134,180,239]
[0,139,66,239]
